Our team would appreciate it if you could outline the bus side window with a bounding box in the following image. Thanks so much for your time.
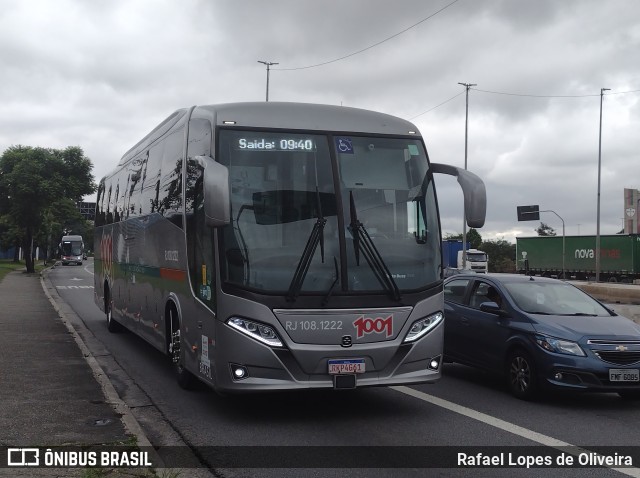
[159,128,184,226]
[185,160,214,308]
[95,180,105,227]
[114,181,121,223]
[106,184,113,225]
[140,147,161,216]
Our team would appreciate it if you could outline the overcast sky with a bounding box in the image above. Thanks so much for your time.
[2,0,639,243]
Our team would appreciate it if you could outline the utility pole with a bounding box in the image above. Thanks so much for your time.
[258,60,278,102]
[458,82,476,269]
[595,87,609,282]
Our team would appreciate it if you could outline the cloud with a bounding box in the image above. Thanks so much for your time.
[1,0,639,242]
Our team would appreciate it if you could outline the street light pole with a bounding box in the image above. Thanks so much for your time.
[458,82,476,269]
[521,209,566,279]
[540,210,566,280]
[258,60,278,102]
[596,87,610,282]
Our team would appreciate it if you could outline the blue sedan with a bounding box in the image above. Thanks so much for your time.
[443,273,640,400]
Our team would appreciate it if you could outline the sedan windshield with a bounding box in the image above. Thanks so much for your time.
[217,130,441,296]
[503,281,612,316]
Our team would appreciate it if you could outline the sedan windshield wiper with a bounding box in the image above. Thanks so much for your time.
[286,188,326,302]
[559,312,598,317]
[349,191,401,301]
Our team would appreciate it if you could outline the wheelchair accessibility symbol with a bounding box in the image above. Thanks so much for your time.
[335,137,353,154]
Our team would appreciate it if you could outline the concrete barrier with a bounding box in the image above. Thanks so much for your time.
[606,304,640,324]
[572,282,640,305]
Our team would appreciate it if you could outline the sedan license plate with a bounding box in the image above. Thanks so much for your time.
[609,369,640,382]
[328,359,365,375]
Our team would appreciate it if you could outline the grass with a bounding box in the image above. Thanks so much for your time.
[0,259,47,283]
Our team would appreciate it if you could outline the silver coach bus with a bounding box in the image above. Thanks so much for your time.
[60,235,84,265]
[94,102,486,392]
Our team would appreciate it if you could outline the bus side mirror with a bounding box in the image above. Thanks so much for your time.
[198,156,231,227]
[430,163,486,228]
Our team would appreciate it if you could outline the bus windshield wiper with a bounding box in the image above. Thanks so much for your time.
[286,188,327,302]
[349,192,401,301]
[322,256,340,307]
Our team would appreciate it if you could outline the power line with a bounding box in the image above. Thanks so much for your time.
[408,87,640,119]
[409,91,465,119]
[275,0,460,71]
[471,87,640,98]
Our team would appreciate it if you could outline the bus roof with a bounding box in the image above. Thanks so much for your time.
[117,102,422,168]
[196,102,421,136]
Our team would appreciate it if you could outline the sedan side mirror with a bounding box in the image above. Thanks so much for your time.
[480,301,507,317]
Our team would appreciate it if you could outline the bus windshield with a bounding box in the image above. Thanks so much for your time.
[62,240,83,256]
[218,130,441,296]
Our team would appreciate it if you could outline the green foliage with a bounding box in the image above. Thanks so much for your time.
[0,259,46,283]
[0,145,96,272]
[466,229,482,248]
[480,239,517,272]
[536,222,556,236]
[443,228,482,248]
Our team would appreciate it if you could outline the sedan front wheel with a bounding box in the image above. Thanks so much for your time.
[506,349,538,400]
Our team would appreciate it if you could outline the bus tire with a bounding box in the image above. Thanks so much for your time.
[105,289,123,333]
[167,303,196,390]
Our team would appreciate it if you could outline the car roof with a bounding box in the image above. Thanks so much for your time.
[444,273,563,285]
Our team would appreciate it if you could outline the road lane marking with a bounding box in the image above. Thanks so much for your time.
[392,386,640,477]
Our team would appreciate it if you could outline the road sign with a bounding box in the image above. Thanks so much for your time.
[517,205,540,221]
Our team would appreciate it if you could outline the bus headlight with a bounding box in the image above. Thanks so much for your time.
[226,317,283,348]
[403,312,444,343]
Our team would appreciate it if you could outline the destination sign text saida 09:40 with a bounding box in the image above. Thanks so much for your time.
[237,138,315,151]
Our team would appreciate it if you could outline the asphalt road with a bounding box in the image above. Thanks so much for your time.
[47,260,640,478]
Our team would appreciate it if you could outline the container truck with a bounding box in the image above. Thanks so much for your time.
[441,239,488,273]
[516,234,640,282]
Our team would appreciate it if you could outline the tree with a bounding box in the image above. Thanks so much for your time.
[480,239,516,273]
[443,228,483,248]
[536,222,556,236]
[466,228,482,249]
[0,145,96,272]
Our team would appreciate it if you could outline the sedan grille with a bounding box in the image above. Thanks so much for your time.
[594,350,640,366]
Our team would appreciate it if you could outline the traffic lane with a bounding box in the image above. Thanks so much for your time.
[49,265,639,452]
[427,362,640,448]
[47,269,639,476]
[50,326,627,478]
[49,260,96,311]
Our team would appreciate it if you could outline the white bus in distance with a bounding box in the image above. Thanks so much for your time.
[94,102,486,393]
[60,235,84,265]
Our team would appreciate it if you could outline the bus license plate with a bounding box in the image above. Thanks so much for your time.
[328,359,365,375]
[609,369,639,382]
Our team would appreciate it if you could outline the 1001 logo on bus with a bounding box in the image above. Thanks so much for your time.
[353,315,393,339]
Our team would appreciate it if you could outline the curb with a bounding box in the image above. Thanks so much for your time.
[39,267,166,469]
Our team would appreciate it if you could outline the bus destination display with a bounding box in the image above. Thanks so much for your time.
[237,137,316,151]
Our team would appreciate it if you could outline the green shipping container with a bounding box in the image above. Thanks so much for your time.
[516,234,640,281]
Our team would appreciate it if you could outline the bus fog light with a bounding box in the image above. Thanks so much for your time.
[231,364,248,380]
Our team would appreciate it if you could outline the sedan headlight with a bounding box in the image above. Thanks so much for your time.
[227,317,283,348]
[535,334,585,356]
[403,312,444,343]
